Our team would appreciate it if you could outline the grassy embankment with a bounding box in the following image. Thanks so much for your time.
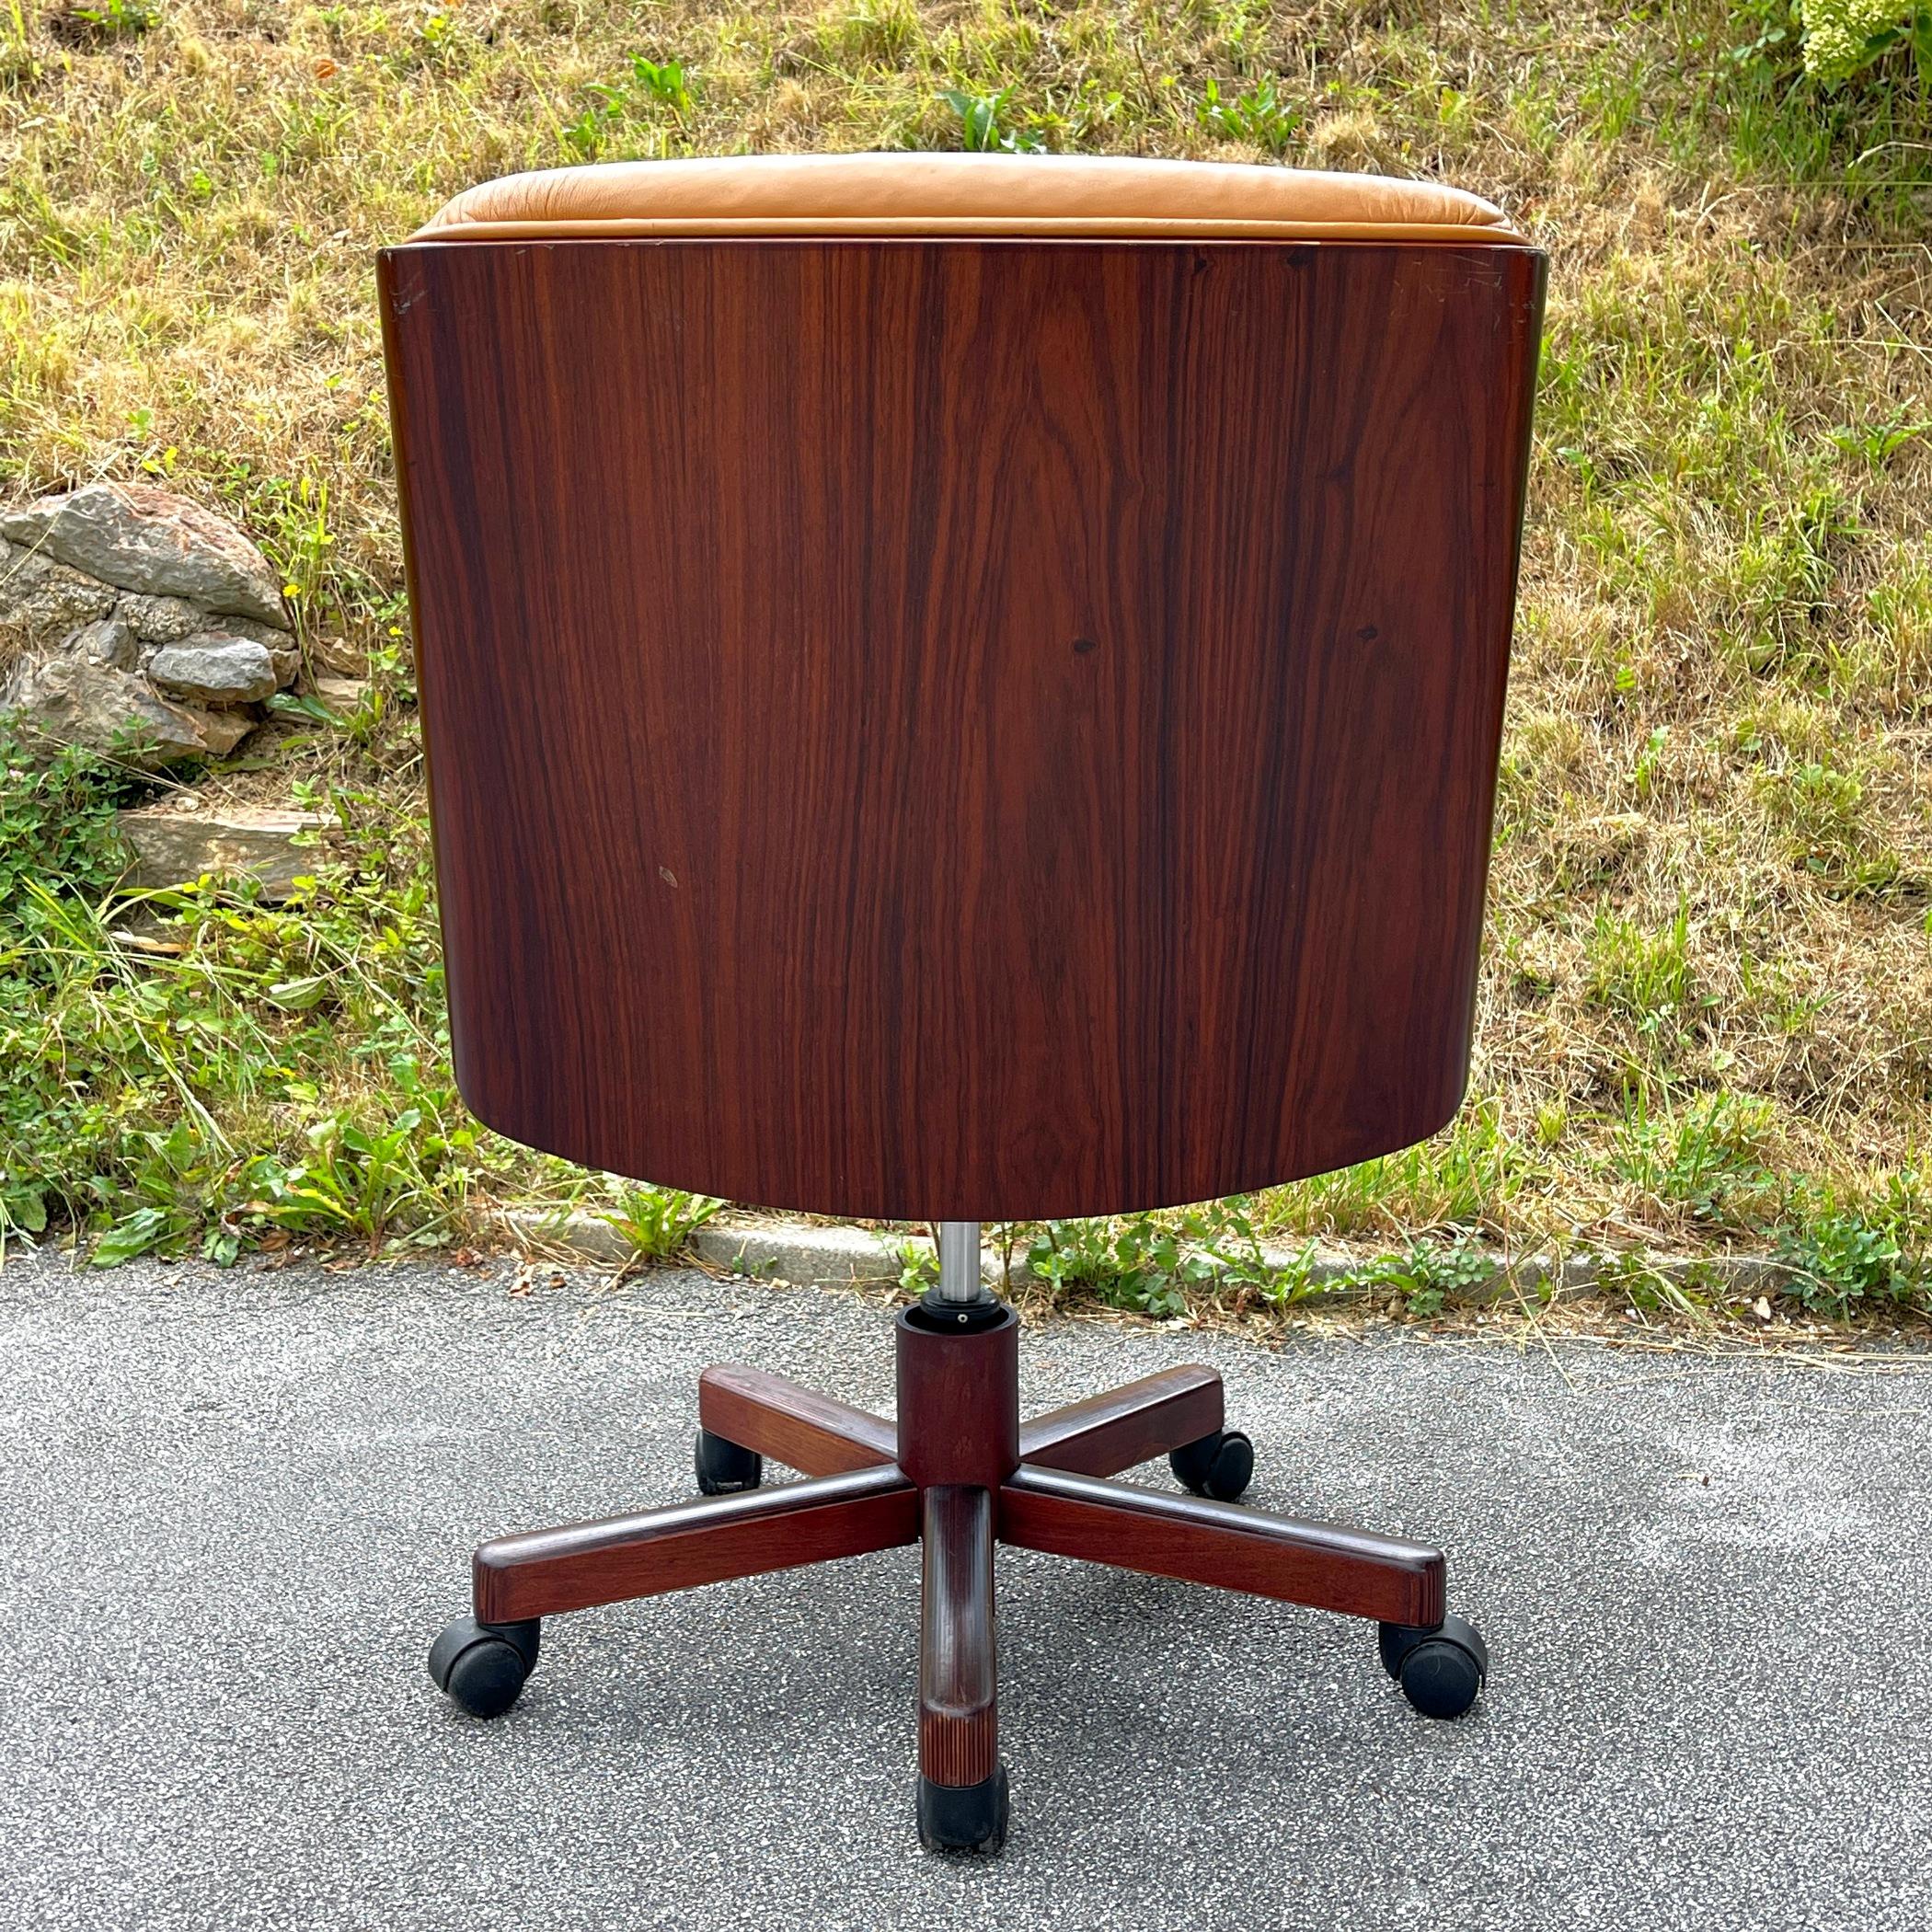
[2,1,1929,1322]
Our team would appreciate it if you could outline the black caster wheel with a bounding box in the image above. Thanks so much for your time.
[428,1614,541,1719]
[918,1765,1010,1855]
[1378,1613,1488,1719]
[1169,1429,1254,1502]
[694,1427,762,1496]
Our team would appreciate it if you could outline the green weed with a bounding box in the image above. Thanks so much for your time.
[60,0,157,43]
[1028,1216,1202,1317]
[563,52,696,160]
[1258,1100,1534,1242]
[939,86,1045,152]
[1026,1197,1282,1317]
[603,1183,723,1260]
[1197,76,1300,154]
[1754,758,1901,891]
[1613,1087,1778,1228]
[892,1233,939,1297]
[1347,1240,1500,1318]
[1773,1179,1927,1317]
[1583,902,1697,1037]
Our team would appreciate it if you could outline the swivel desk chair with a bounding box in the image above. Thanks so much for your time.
[378,153,1544,1855]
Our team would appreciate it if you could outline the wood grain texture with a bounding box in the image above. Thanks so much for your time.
[380,238,1545,1219]
[1017,1364,1224,1476]
[919,1485,999,1788]
[998,1463,1445,1626]
[895,1305,1020,1489]
[698,1364,896,1475]
[472,1463,916,1621]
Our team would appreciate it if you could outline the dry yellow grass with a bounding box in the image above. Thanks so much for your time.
[2,1,1928,1286]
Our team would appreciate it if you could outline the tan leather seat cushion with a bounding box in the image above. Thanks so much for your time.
[412,153,1523,245]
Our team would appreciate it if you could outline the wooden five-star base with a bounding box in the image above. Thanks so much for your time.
[427,1293,1489,1853]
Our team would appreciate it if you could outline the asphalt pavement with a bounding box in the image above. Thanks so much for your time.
[2,1249,1926,1932]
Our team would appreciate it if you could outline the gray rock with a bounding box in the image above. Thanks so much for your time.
[225,614,297,655]
[116,592,209,646]
[0,539,118,659]
[123,598,298,687]
[1,654,235,766]
[67,615,138,670]
[134,601,290,653]
[1,483,285,626]
[311,673,370,715]
[173,703,257,756]
[147,635,279,706]
[0,493,294,762]
[116,805,329,899]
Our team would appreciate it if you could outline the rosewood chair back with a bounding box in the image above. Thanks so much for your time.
[379,155,1545,1222]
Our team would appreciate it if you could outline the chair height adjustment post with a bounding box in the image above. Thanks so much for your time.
[920,1221,1004,1330]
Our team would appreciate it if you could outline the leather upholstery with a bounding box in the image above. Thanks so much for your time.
[411,153,1524,245]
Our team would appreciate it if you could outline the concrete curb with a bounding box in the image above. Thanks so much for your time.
[493,1208,1801,1306]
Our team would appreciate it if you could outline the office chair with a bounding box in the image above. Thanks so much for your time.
[378,153,1544,1854]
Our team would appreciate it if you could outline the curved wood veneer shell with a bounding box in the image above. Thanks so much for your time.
[379,237,1545,1219]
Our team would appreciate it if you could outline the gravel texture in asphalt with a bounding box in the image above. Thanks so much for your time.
[2,1251,1926,1932]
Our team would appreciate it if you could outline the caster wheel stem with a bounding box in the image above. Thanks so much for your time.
[695,1427,762,1495]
